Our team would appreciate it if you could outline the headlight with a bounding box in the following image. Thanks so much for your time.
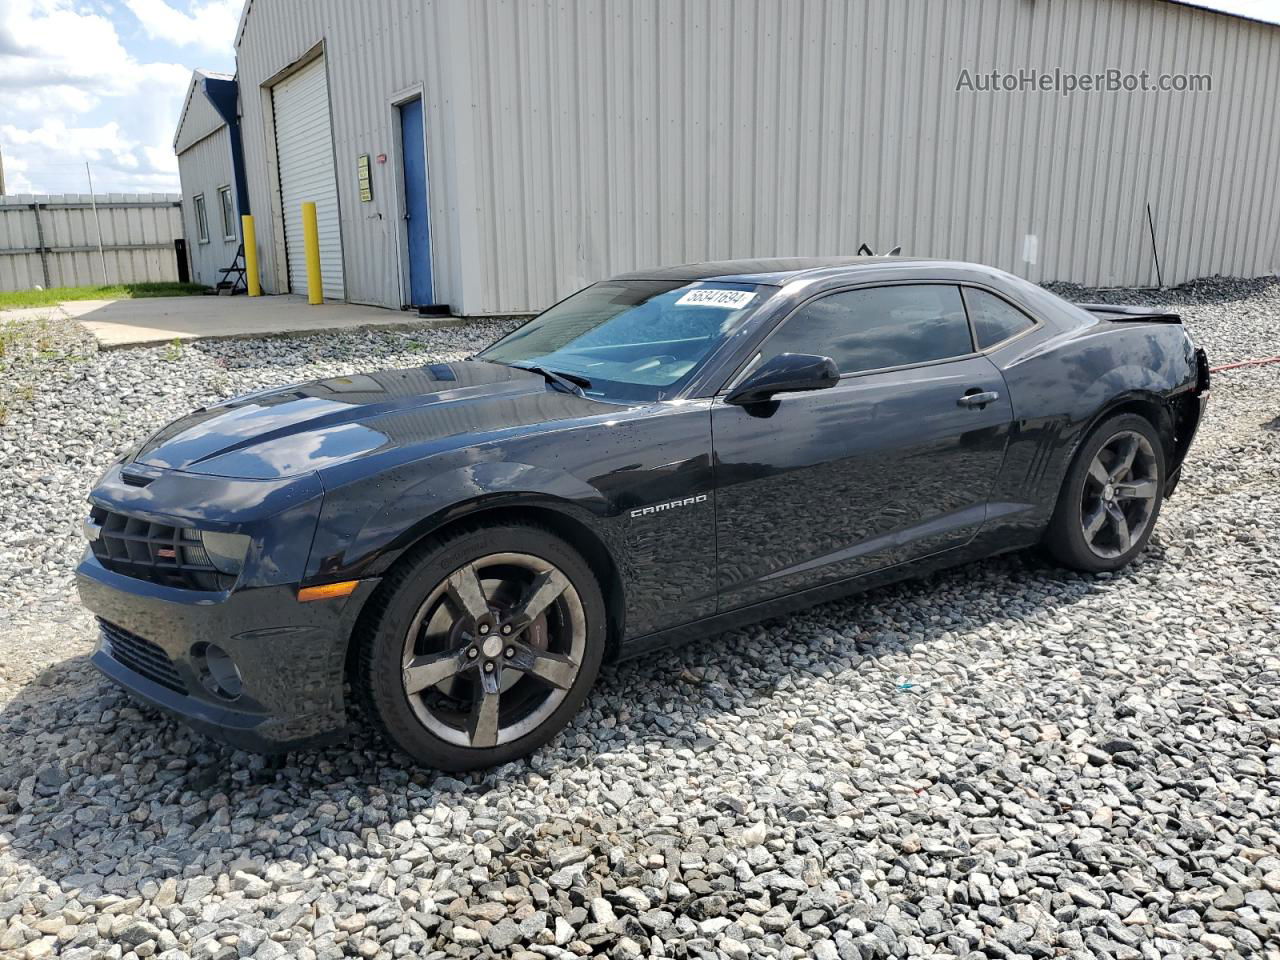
[182,529,250,575]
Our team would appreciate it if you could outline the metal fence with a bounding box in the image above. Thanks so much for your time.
[0,194,184,291]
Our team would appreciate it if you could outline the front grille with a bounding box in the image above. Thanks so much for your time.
[99,619,188,694]
[88,506,231,591]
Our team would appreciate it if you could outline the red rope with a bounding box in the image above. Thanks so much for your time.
[1209,356,1280,373]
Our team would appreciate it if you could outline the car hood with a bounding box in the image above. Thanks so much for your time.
[134,360,603,479]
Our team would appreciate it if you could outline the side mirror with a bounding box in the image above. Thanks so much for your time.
[725,353,840,405]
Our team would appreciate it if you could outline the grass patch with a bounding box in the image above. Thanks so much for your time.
[162,337,185,362]
[0,282,209,310]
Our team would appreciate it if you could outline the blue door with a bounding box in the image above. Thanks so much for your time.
[399,97,434,306]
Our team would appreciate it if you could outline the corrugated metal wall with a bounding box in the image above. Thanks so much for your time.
[178,127,240,287]
[175,77,229,154]
[462,0,1280,311]
[235,0,471,310]
[235,0,1280,315]
[0,195,184,292]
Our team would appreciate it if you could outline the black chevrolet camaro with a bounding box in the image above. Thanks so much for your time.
[77,258,1210,769]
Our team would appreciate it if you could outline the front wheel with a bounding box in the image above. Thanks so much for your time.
[355,524,606,770]
[1044,413,1166,573]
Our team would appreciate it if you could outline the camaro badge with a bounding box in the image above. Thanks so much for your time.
[630,494,708,518]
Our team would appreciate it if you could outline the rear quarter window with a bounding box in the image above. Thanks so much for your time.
[963,287,1037,348]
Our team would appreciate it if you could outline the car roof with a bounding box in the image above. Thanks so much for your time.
[609,256,999,286]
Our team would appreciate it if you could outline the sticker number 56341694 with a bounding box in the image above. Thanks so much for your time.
[675,288,756,309]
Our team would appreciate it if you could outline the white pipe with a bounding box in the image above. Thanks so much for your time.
[86,162,109,285]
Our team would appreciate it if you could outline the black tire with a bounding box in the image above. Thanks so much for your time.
[354,523,606,770]
[1044,412,1166,573]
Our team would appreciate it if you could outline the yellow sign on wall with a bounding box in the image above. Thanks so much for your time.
[357,154,373,202]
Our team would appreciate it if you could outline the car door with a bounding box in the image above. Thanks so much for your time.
[711,282,1014,611]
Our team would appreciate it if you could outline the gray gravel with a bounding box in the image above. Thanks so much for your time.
[1,279,1278,960]
[0,318,518,625]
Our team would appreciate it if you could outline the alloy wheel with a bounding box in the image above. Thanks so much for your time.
[1079,430,1159,559]
[400,552,586,748]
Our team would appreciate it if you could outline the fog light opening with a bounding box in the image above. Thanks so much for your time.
[192,642,243,701]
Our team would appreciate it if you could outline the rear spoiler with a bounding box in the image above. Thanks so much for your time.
[1077,303,1182,323]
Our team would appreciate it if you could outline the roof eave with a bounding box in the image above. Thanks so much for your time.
[234,0,254,49]
[174,69,233,155]
[172,72,203,152]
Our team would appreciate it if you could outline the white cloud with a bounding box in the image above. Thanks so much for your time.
[1,119,181,193]
[1,0,152,98]
[3,119,133,154]
[122,0,241,53]
[0,0,198,193]
[3,153,35,195]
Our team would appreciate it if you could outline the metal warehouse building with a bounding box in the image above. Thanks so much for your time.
[174,69,249,288]
[201,0,1280,315]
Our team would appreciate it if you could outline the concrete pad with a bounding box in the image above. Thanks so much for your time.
[11,294,467,349]
[0,304,70,323]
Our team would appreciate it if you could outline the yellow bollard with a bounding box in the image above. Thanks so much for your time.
[302,202,323,305]
[240,214,261,297]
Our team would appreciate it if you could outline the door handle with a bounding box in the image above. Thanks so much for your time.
[958,389,1000,408]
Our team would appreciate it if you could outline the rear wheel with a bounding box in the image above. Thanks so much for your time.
[1044,413,1165,572]
[355,524,605,770]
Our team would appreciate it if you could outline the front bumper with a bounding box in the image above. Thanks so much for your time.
[77,553,378,752]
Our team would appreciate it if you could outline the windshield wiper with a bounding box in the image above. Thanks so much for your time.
[510,363,592,398]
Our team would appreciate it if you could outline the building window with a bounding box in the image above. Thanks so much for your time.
[218,186,236,241]
[193,194,209,243]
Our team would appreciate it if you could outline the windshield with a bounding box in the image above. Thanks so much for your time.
[478,279,770,402]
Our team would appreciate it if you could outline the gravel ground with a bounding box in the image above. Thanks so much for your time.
[0,279,1277,960]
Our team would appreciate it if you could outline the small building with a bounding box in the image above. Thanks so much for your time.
[225,0,1280,315]
[174,69,248,288]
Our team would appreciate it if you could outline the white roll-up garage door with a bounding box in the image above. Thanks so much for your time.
[272,57,344,299]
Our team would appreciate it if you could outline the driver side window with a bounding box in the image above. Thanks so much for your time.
[761,284,973,375]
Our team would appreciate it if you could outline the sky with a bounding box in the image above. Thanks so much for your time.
[1,0,1279,196]
[1192,0,1280,20]
[0,0,237,195]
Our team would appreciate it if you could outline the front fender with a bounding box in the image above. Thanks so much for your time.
[305,459,611,583]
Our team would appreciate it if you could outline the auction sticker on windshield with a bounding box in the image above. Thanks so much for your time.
[676,288,756,309]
